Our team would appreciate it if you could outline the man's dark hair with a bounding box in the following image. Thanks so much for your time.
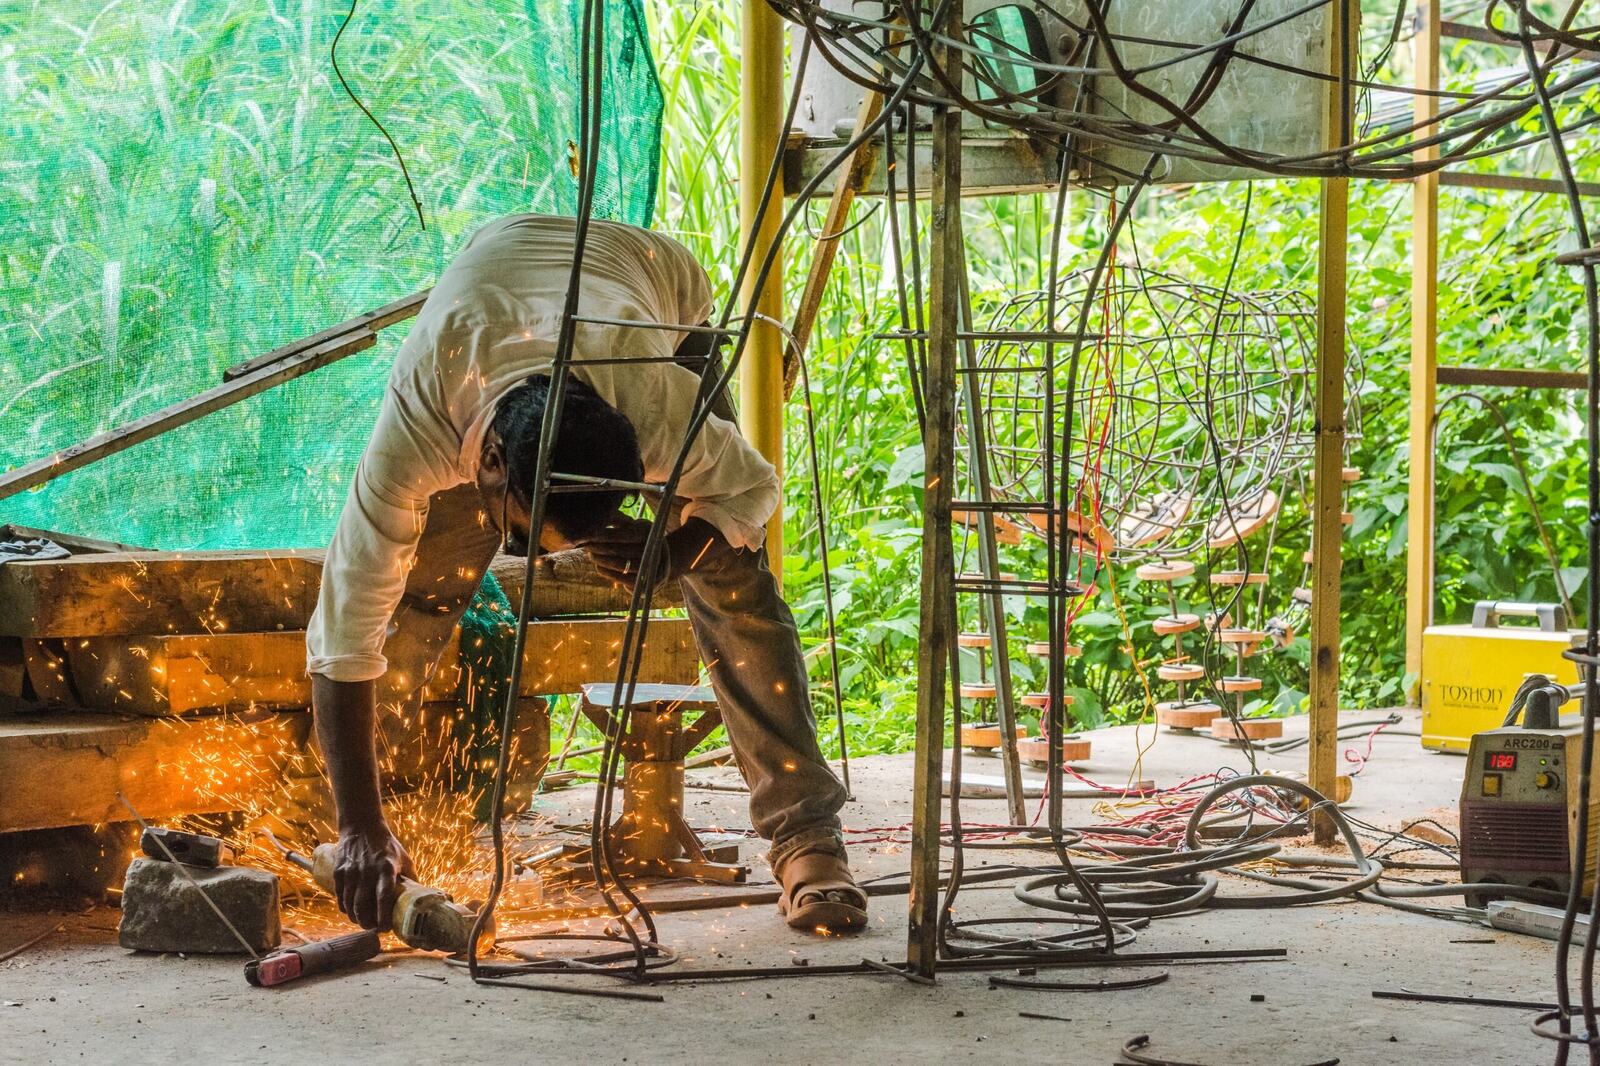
[492,375,643,541]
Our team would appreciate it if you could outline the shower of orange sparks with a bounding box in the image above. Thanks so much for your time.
[168,707,593,940]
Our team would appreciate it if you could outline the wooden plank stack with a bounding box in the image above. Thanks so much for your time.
[0,546,699,834]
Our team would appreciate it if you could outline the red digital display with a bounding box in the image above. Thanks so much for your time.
[1486,752,1518,772]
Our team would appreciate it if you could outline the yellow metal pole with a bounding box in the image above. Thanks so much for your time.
[740,0,787,581]
[1405,0,1441,705]
[1309,0,1358,843]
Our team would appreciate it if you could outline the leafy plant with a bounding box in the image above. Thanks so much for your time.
[651,7,1600,753]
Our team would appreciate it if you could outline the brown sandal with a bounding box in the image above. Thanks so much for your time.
[777,850,868,933]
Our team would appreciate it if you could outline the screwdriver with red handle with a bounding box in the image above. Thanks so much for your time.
[245,929,382,987]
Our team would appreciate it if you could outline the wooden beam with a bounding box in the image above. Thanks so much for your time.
[62,618,699,716]
[785,88,886,398]
[0,550,321,638]
[1406,0,1441,708]
[0,696,557,835]
[908,0,964,980]
[740,0,788,581]
[0,548,680,639]
[0,710,312,833]
[0,329,376,502]
[498,617,698,697]
[1439,170,1600,199]
[1309,0,1358,844]
[1437,365,1587,389]
[222,289,428,381]
[0,524,146,553]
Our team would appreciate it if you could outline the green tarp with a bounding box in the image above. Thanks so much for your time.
[1,0,663,548]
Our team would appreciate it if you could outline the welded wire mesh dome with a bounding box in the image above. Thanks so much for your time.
[964,265,1325,559]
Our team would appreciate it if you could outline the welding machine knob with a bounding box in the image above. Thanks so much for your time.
[1536,771,1561,790]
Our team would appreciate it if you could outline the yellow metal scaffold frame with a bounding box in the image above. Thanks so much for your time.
[1403,3,1597,706]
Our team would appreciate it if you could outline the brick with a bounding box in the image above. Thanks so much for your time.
[119,858,281,954]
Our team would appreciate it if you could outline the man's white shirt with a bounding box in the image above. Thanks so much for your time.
[306,214,777,682]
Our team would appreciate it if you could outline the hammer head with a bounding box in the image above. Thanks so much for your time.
[139,826,225,868]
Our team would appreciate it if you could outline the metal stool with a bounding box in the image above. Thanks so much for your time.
[547,683,748,885]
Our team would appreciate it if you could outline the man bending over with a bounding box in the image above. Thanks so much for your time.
[306,214,865,937]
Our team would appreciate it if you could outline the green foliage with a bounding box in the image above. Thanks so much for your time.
[9,3,1596,758]
[651,5,1600,754]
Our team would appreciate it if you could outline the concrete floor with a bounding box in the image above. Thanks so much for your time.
[0,708,1576,1065]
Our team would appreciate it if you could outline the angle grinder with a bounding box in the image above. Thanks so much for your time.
[271,836,493,956]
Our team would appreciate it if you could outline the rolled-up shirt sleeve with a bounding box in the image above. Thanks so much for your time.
[674,414,779,550]
[607,360,779,551]
[306,379,460,681]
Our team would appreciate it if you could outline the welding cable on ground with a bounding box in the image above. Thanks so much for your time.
[1014,776,1380,919]
[1259,715,1405,754]
[1121,1032,1340,1066]
[1355,876,1570,924]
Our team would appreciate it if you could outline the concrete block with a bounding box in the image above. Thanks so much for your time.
[119,858,281,954]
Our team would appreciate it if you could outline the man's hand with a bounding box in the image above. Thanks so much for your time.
[312,675,415,930]
[334,821,417,931]
[581,515,725,589]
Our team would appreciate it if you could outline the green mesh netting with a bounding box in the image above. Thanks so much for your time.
[1,0,663,550]
[455,571,521,819]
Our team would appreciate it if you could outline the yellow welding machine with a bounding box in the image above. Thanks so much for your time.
[1421,601,1581,752]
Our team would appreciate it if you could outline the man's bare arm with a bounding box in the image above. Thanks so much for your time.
[312,675,415,930]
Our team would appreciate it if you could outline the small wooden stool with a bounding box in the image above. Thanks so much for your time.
[1025,641,1083,659]
[549,683,747,885]
[1155,700,1222,732]
[1017,735,1093,768]
[961,722,1027,752]
[1210,716,1284,744]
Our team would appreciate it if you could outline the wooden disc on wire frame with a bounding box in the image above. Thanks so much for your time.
[1205,490,1281,550]
[960,723,1028,751]
[1136,559,1196,583]
[1025,641,1082,658]
[1152,613,1202,636]
[1115,491,1194,550]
